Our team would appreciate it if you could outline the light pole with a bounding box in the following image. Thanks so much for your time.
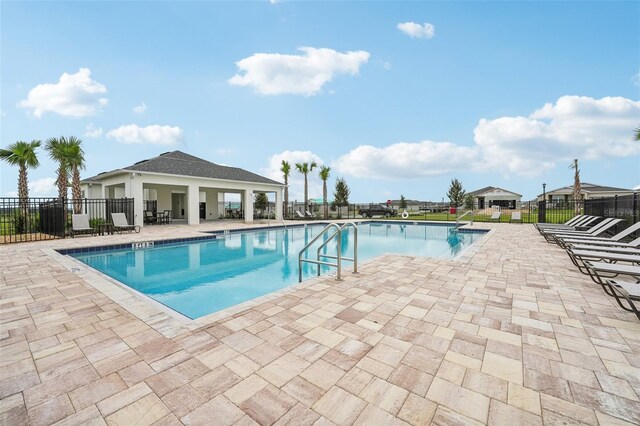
[542,183,546,201]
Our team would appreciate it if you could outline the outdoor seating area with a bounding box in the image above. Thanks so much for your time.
[144,210,173,225]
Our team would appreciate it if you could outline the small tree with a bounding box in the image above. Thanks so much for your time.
[447,178,466,207]
[399,195,407,209]
[464,194,474,210]
[254,192,268,212]
[570,159,581,216]
[333,177,351,219]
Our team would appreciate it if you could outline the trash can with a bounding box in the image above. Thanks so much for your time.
[450,207,457,214]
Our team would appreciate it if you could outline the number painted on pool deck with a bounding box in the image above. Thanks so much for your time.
[132,241,154,249]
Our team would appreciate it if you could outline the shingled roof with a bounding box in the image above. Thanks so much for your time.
[83,151,282,186]
[468,186,522,197]
[544,182,634,195]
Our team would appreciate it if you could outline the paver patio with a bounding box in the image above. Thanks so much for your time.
[1,221,639,425]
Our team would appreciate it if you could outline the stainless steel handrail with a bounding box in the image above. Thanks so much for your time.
[456,210,474,226]
[316,222,358,277]
[298,223,341,282]
[267,209,286,228]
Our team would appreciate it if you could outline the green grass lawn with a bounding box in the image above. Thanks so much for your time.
[373,209,578,224]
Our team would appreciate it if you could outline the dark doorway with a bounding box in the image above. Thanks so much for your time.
[199,202,206,220]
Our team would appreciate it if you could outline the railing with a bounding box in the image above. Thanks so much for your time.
[298,222,358,282]
[267,209,286,228]
[0,197,134,244]
[456,210,474,226]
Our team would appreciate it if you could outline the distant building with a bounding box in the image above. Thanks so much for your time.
[468,186,522,209]
[537,182,635,202]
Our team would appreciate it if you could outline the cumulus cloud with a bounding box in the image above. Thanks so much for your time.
[84,123,103,138]
[133,102,146,114]
[106,124,183,146]
[397,22,435,39]
[229,47,370,96]
[262,150,324,200]
[7,177,58,197]
[475,96,640,176]
[333,141,479,180]
[19,68,108,118]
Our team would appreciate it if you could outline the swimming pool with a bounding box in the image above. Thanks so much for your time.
[68,222,486,319]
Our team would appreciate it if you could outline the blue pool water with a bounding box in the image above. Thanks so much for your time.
[70,222,486,319]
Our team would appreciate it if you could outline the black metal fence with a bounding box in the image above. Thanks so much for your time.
[0,197,134,244]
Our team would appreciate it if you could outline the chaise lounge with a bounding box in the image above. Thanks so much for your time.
[71,214,95,237]
[111,213,141,234]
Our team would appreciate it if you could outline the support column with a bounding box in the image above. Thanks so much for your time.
[187,184,200,225]
[275,189,283,220]
[128,174,144,228]
[244,189,254,223]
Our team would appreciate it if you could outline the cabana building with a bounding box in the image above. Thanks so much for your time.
[80,151,284,227]
[468,186,522,209]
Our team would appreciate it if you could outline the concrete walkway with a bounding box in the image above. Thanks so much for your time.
[1,221,639,425]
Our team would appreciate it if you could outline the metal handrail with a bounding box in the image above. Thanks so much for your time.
[456,210,474,226]
[316,222,358,277]
[299,223,342,282]
[267,209,286,227]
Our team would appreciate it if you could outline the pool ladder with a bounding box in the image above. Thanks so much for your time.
[298,222,358,282]
[267,209,286,228]
[456,210,474,227]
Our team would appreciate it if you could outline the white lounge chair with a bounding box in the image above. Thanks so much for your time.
[510,212,522,223]
[295,211,305,219]
[71,214,95,237]
[490,211,501,222]
[111,213,140,234]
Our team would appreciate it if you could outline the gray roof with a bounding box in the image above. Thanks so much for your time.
[83,151,282,186]
[468,186,522,197]
[543,182,634,196]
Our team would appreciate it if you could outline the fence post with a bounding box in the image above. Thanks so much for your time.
[614,195,618,218]
[634,192,639,224]
[538,200,546,223]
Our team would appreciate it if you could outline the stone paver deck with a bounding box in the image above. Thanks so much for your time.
[1,220,639,425]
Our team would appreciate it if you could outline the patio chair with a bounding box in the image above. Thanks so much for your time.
[490,211,501,222]
[510,212,522,223]
[305,210,317,219]
[584,261,640,320]
[556,222,640,249]
[144,210,158,224]
[565,246,640,275]
[71,214,95,237]
[569,236,640,252]
[542,218,623,243]
[295,211,305,219]
[111,213,141,234]
[535,215,598,232]
[163,210,173,224]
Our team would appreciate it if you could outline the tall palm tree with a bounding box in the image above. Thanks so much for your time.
[570,158,581,216]
[295,161,317,211]
[46,137,71,200]
[280,160,291,218]
[0,140,41,210]
[66,137,86,213]
[319,166,331,219]
[635,125,640,141]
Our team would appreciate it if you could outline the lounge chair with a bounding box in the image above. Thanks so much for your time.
[111,213,140,234]
[556,222,640,249]
[490,211,501,222]
[295,211,305,219]
[305,210,317,219]
[584,261,640,320]
[71,214,95,237]
[542,218,624,243]
[536,215,599,232]
[144,210,158,224]
[566,247,640,275]
[569,236,640,252]
[510,212,522,223]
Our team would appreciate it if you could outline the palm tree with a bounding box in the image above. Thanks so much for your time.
[45,137,71,200]
[0,140,41,211]
[280,160,291,218]
[65,137,86,213]
[635,125,640,141]
[295,161,317,211]
[319,166,331,219]
[570,158,581,216]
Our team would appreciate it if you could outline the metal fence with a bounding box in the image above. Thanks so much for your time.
[0,197,134,244]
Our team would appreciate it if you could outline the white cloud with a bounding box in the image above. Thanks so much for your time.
[632,71,640,87]
[475,96,640,176]
[229,47,370,96]
[397,22,435,39]
[84,123,103,138]
[18,68,108,118]
[634,184,640,190]
[333,141,479,180]
[106,124,183,146]
[262,150,325,200]
[133,102,146,114]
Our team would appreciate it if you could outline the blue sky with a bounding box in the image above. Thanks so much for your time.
[2,1,639,203]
